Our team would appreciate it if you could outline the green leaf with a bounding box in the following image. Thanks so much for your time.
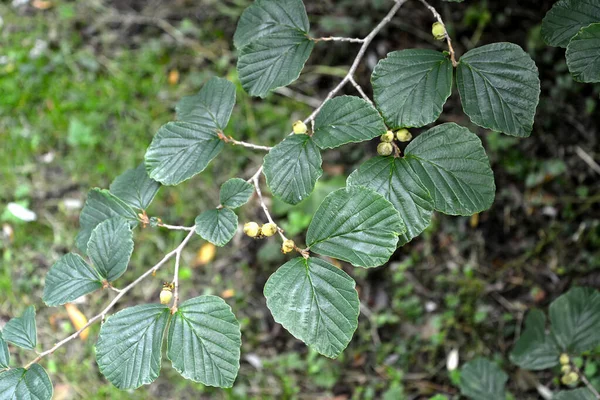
[459,358,507,400]
[0,332,9,369]
[509,309,561,370]
[306,186,404,268]
[347,156,434,246]
[312,96,387,149]
[0,365,53,400]
[194,209,238,247]
[75,189,138,254]
[542,0,600,47]
[372,49,453,129]
[96,304,170,390]
[2,306,37,351]
[167,296,241,388]
[405,123,495,216]
[87,218,134,282]
[264,257,359,358]
[110,163,161,211]
[42,253,102,307]
[219,178,254,208]
[554,389,597,400]
[263,134,323,205]
[549,287,600,354]
[566,23,600,83]
[175,77,236,130]
[234,0,314,97]
[456,42,540,137]
[144,121,224,186]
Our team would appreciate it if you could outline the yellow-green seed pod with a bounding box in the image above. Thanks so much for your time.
[396,128,412,142]
[293,120,308,134]
[561,371,578,385]
[432,22,446,41]
[561,365,571,374]
[377,142,393,156]
[160,288,173,305]
[281,239,295,254]
[559,353,570,365]
[243,222,260,238]
[262,222,278,237]
[381,130,394,143]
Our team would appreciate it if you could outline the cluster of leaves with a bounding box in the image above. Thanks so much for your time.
[542,0,600,83]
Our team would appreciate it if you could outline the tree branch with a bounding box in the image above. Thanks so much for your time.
[312,36,365,43]
[349,75,374,106]
[418,0,458,66]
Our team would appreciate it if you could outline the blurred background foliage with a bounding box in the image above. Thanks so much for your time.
[0,0,599,399]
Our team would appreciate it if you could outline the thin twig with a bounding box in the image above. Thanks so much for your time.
[228,137,272,152]
[274,87,322,108]
[159,223,195,231]
[575,146,600,176]
[418,0,458,67]
[571,363,600,399]
[348,75,374,106]
[312,36,365,43]
[251,171,288,242]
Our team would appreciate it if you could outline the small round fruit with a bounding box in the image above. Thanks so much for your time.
[293,120,308,134]
[243,222,260,238]
[160,289,173,305]
[559,353,570,365]
[432,22,446,41]
[281,239,295,254]
[561,365,571,374]
[380,130,394,143]
[396,128,412,142]
[561,372,578,385]
[377,142,393,156]
[262,222,278,237]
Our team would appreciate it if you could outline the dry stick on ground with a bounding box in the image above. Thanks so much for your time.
[418,0,458,66]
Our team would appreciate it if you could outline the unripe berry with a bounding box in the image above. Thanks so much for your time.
[561,365,571,374]
[281,239,295,254]
[432,22,446,41]
[293,120,308,134]
[244,222,260,238]
[561,371,578,385]
[559,353,570,365]
[262,222,278,237]
[160,282,174,305]
[396,128,412,142]
[380,130,394,143]
[377,142,393,156]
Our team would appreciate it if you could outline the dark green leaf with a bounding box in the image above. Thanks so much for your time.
[554,389,597,400]
[43,253,102,307]
[219,178,254,209]
[566,23,600,83]
[0,332,9,369]
[194,209,238,247]
[3,306,37,351]
[312,96,387,149]
[456,42,540,137]
[542,0,600,47]
[167,296,241,388]
[306,186,404,268]
[144,121,224,186]
[175,77,236,130]
[263,134,323,205]
[96,304,170,390]
[347,156,434,245]
[75,189,138,254]
[405,123,495,216]
[110,163,160,211]
[459,358,507,400]
[509,309,561,370]
[264,257,359,358]
[0,365,53,400]
[372,49,453,129]
[87,218,134,282]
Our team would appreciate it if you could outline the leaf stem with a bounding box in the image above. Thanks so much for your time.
[418,0,458,67]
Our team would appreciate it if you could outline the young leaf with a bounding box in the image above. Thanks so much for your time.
[96,304,170,390]
[219,178,254,209]
[264,257,359,358]
[175,77,236,130]
[566,23,600,83]
[456,42,540,137]
[509,309,561,370]
[3,306,37,350]
[75,189,138,254]
[306,186,405,268]
[167,296,241,388]
[144,121,225,186]
[347,156,434,246]
[554,388,597,400]
[541,0,600,47]
[43,253,103,307]
[0,332,9,369]
[405,123,495,216]
[371,49,453,129]
[194,208,238,247]
[87,218,134,282]
[312,96,387,149]
[549,287,600,354]
[263,134,323,205]
[0,365,53,400]
[109,163,161,211]
[459,358,507,400]
[234,0,314,97]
